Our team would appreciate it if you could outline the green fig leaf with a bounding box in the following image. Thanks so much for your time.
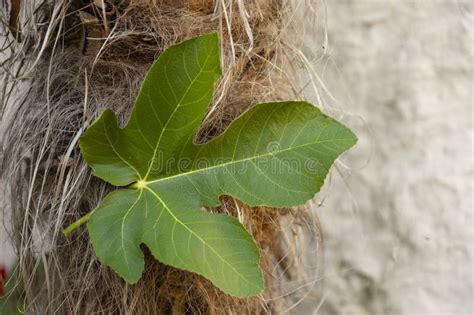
[78,33,357,297]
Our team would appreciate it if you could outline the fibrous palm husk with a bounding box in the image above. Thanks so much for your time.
[0,1,325,313]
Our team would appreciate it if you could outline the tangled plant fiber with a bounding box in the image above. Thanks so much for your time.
[1,0,325,313]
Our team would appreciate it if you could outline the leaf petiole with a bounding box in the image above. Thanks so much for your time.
[63,209,96,237]
[63,179,143,237]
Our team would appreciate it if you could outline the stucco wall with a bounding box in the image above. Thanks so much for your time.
[305,1,473,314]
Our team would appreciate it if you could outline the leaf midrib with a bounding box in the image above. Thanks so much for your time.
[143,50,214,180]
[141,185,260,291]
[102,115,143,181]
[141,137,351,186]
[120,190,143,271]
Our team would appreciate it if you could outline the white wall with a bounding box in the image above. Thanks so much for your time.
[307,1,473,314]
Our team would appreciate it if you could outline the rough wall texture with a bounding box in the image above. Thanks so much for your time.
[306,1,473,314]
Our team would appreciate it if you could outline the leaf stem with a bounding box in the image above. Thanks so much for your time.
[63,209,96,237]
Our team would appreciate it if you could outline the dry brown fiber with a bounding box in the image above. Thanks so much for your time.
[0,0,323,313]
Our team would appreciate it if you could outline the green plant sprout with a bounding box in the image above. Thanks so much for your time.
[64,33,357,297]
